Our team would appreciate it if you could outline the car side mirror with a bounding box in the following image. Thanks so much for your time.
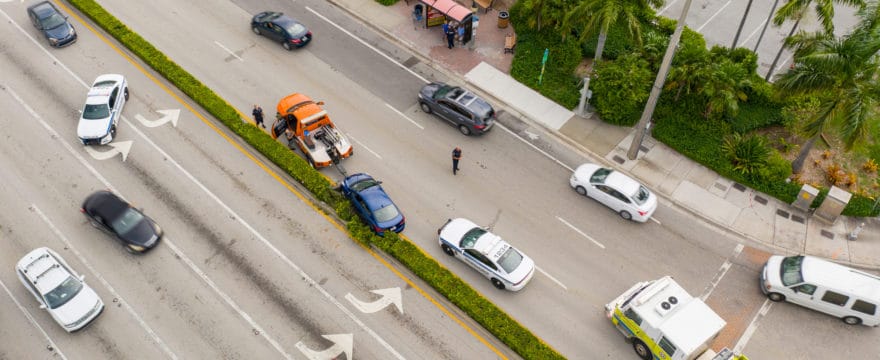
[39,304,47,309]
[317,101,325,106]
[79,275,85,281]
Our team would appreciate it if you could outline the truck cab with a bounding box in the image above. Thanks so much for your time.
[271,93,352,168]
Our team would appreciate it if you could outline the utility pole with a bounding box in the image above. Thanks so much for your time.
[732,0,754,49]
[627,0,694,160]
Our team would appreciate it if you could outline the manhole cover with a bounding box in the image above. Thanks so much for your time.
[776,209,790,218]
[401,56,420,68]
[820,230,834,239]
[612,155,625,164]
[755,196,767,205]
[733,183,746,191]
[791,215,805,224]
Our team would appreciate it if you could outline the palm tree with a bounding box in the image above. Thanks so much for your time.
[774,1,880,173]
[519,0,569,31]
[564,0,664,64]
[765,0,865,80]
[699,59,752,119]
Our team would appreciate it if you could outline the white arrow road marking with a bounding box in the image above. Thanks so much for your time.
[84,141,133,162]
[135,109,180,128]
[296,334,353,360]
[345,288,403,314]
[524,130,539,141]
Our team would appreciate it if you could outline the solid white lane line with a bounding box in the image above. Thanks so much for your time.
[31,205,178,360]
[384,103,425,129]
[161,238,293,359]
[346,133,383,159]
[556,216,605,249]
[700,243,743,301]
[499,124,573,172]
[659,0,681,15]
[306,7,429,84]
[697,1,733,32]
[536,267,568,291]
[733,299,773,354]
[0,278,68,360]
[214,41,244,62]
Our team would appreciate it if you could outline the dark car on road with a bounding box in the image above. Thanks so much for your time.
[418,82,495,136]
[251,11,312,50]
[27,1,77,48]
[341,173,405,236]
[81,191,163,253]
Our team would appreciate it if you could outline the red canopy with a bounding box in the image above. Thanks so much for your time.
[420,0,473,22]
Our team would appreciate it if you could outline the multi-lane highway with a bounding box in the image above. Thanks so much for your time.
[1,0,878,359]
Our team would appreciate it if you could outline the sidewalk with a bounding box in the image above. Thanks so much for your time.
[328,0,880,269]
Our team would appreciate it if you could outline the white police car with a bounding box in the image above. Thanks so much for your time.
[438,218,535,291]
[78,74,128,145]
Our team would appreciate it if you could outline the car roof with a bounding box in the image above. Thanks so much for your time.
[86,191,129,222]
[799,256,880,300]
[17,248,71,295]
[605,171,641,196]
[359,186,393,210]
[441,218,507,259]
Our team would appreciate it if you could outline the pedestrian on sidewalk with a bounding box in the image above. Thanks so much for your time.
[445,23,456,49]
[452,147,462,175]
[252,104,266,128]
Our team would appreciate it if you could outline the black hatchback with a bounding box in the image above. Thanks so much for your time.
[418,82,496,136]
[27,1,77,48]
[251,11,312,50]
[81,191,163,253]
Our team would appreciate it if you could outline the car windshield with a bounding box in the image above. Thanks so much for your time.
[435,85,463,100]
[40,13,67,29]
[373,204,400,223]
[497,247,524,273]
[82,104,110,120]
[780,256,805,286]
[350,179,379,192]
[590,168,612,183]
[460,227,486,248]
[632,186,651,205]
[110,208,145,235]
[44,276,83,309]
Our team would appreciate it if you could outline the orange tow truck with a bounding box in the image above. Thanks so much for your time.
[271,93,353,168]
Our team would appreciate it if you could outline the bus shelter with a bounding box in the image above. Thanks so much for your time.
[419,0,473,43]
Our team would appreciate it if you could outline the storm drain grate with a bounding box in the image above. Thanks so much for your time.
[733,183,746,192]
[401,56,420,68]
[755,196,768,205]
[639,145,649,153]
[613,155,625,164]
[791,215,805,224]
[714,183,728,191]
[821,230,834,239]
[776,209,790,218]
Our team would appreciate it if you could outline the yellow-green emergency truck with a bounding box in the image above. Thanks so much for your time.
[605,276,748,360]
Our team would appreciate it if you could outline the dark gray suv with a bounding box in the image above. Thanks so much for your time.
[418,82,495,136]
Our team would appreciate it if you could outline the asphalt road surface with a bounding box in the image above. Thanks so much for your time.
[0,0,877,359]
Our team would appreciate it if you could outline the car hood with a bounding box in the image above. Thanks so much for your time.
[51,285,100,326]
[763,255,784,287]
[45,23,73,40]
[77,117,111,138]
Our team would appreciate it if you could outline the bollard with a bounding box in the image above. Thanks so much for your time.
[848,222,866,241]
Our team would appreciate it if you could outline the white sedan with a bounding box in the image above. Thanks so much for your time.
[15,247,104,332]
[569,163,657,222]
[438,218,535,291]
[78,74,128,145]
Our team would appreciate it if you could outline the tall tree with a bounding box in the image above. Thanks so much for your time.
[564,0,664,64]
[774,1,880,173]
[519,0,569,31]
[765,0,865,80]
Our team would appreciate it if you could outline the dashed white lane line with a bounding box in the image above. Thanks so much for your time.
[31,205,178,360]
[306,6,429,84]
[0,278,68,360]
[700,243,743,301]
[536,267,568,291]
[214,41,244,62]
[556,216,605,249]
[346,133,383,159]
[499,124,573,171]
[650,217,662,225]
[697,1,733,32]
[385,103,425,129]
[734,299,773,354]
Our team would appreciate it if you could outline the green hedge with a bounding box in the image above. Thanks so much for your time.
[66,0,563,358]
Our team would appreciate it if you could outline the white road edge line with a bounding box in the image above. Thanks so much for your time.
[30,205,179,360]
[697,1,733,32]
[306,6,429,84]
[700,243,743,301]
[0,278,68,360]
[214,41,244,62]
[346,132,383,159]
[7,7,405,357]
[384,103,425,129]
[556,216,605,249]
[536,267,568,291]
[733,299,773,354]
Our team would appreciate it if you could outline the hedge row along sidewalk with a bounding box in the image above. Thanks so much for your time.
[64,0,564,358]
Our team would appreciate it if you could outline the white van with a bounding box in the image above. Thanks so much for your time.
[761,255,880,326]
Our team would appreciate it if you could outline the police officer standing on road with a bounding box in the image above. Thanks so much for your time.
[452,147,462,175]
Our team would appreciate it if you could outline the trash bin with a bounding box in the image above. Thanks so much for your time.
[497,11,509,28]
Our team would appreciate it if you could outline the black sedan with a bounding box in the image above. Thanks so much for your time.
[251,11,312,50]
[27,1,77,48]
[418,82,496,136]
[81,191,162,253]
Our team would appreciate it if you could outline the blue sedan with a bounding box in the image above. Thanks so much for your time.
[341,173,405,236]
